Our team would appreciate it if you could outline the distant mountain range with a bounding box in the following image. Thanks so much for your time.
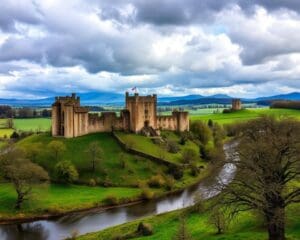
[0,91,300,107]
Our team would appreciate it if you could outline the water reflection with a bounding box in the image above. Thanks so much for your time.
[0,142,237,240]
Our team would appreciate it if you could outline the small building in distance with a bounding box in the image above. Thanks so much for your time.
[232,99,242,111]
[52,92,189,138]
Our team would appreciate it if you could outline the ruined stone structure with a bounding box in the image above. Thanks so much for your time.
[52,92,189,138]
[232,99,242,110]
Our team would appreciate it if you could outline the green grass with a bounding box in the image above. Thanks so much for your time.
[0,183,141,220]
[116,131,203,165]
[0,128,14,138]
[190,108,300,124]
[13,118,51,132]
[78,203,300,240]
[17,132,169,187]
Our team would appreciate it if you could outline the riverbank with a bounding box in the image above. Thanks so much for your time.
[77,203,300,240]
[0,161,214,225]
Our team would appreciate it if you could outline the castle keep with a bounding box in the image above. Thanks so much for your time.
[52,92,189,138]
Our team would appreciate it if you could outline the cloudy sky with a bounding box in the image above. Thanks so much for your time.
[1,0,300,99]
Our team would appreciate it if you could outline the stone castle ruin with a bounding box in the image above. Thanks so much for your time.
[52,92,189,138]
[232,98,242,110]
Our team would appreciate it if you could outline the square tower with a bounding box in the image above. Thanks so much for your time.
[125,92,157,132]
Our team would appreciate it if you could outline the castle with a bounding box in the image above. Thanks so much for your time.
[52,92,189,138]
[232,99,242,110]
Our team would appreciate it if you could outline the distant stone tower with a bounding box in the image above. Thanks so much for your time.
[125,92,157,133]
[232,99,242,111]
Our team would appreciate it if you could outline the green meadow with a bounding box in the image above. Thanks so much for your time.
[13,118,51,131]
[0,183,141,220]
[190,108,300,124]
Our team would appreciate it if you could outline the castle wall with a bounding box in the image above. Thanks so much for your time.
[52,93,189,138]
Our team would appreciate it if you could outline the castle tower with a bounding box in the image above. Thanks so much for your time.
[52,93,88,138]
[125,92,157,133]
[232,99,242,111]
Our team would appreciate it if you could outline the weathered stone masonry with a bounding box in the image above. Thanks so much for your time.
[52,92,189,138]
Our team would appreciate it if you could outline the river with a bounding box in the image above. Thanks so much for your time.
[0,142,237,240]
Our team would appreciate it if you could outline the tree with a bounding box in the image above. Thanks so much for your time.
[6,118,14,128]
[190,121,212,145]
[25,142,43,162]
[208,207,227,234]
[48,140,66,162]
[0,147,49,209]
[221,116,300,240]
[181,148,197,164]
[173,214,192,240]
[55,160,78,183]
[86,141,103,172]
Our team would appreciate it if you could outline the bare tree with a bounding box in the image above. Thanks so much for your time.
[86,141,103,172]
[173,213,192,240]
[221,116,300,240]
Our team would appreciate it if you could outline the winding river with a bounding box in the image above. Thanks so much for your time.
[0,142,237,240]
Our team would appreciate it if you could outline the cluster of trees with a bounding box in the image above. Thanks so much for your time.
[0,140,104,209]
[0,105,51,119]
[270,100,300,110]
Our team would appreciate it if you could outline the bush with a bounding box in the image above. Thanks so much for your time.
[190,121,212,145]
[199,144,212,161]
[148,174,165,188]
[168,165,183,180]
[103,195,118,205]
[165,177,175,190]
[10,131,19,139]
[181,148,197,164]
[55,160,78,183]
[190,164,200,177]
[88,178,97,187]
[166,140,180,153]
[140,188,154,200]
[137,222,153,236]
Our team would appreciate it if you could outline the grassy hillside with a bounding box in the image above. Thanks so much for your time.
[116,131,203,165]
[78,203,300,240]
[17,132,169,187]
[190,108,300,124]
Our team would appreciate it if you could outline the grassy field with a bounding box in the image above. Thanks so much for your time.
[0,183,141,220]
[17,132,170,187]
[78,203,300,240]
[116,131,204,165]
[0,128,14,138]
[190,108,300,124]
[13,118,51,131]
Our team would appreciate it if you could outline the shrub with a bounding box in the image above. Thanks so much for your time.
[137,222,153,236]
[181,148,197,164]
[165,177,175,190]
[190,120,212,145]
[168,165,183,180]
[148,174,165,188]
[140,188,154,200]
[55,160,78,183]
[89,178,97,187]
[166,140,180,153]
[10,131,19,139]
[190,164,200,177]
[103,195,118,205]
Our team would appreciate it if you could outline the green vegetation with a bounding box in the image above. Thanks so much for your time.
[17,132,169,187]
[77,204,300,240]
[116,131,203,165]
[0,183,141,220]
[13,118,51,132]
[0,128,14,138]
[190,108,300,124]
